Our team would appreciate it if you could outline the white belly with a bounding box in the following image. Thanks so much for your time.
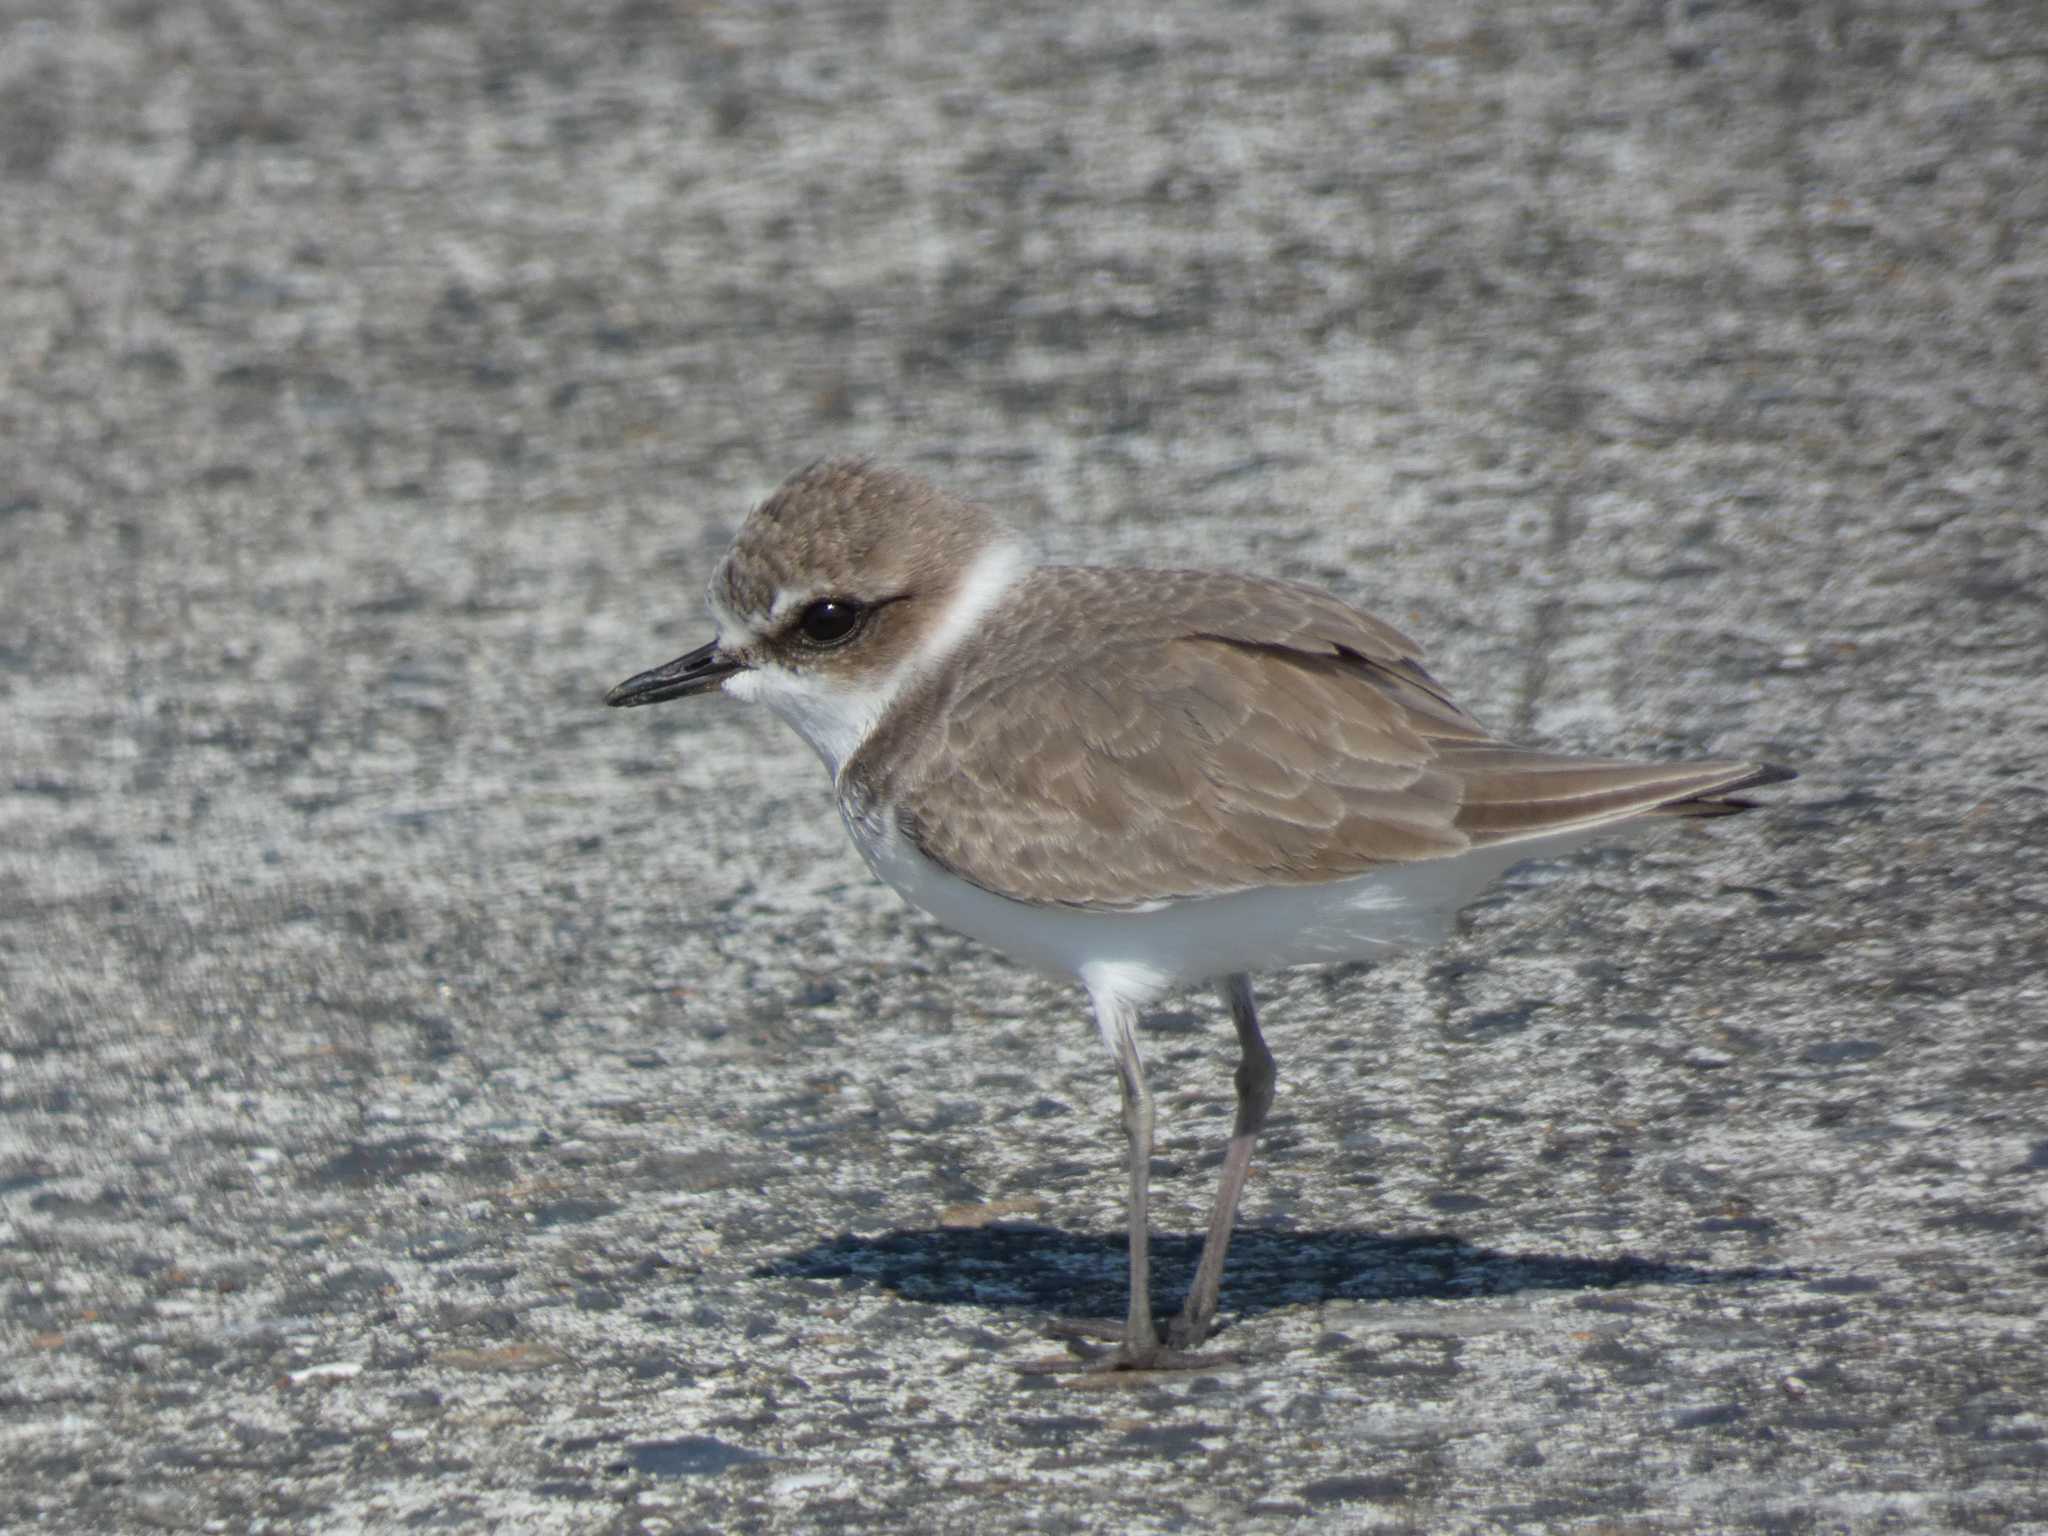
[842,801,1599,1007]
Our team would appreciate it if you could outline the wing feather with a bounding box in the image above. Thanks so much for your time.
[845,567,1788,910]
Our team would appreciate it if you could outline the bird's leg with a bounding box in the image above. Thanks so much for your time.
[1028,981,1263,1377]
[1168,972,1275,1351]
[1098,989,1159,1364]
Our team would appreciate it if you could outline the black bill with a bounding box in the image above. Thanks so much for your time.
[605,639,744,707]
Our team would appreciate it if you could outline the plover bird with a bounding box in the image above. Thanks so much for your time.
[607,460,1792,1369]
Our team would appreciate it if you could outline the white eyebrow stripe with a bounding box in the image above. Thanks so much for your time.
[706,587,759,649]
[707,535,1033,785]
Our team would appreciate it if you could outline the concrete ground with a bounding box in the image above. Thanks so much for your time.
[3,1,2044,1532]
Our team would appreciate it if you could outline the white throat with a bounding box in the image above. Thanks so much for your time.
[723,536,1031,779]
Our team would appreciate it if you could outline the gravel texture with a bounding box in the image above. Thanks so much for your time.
[3,2,2045,1532]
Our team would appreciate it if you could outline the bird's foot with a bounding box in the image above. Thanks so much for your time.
[1041,1318,1127,1346]
[1017,1318,1243,1379]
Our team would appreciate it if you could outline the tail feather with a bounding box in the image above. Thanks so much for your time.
[1440,747,1797,849]
[1654,761,1799,819]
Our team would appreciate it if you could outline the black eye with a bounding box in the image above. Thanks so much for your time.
[796,598,863,647]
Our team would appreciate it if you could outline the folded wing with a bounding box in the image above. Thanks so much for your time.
[854,567,1790,911]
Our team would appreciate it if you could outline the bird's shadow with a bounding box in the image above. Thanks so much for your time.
[760,1224,1797,1322]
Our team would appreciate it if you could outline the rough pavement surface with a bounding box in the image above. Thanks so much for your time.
[4,2,2045,1532]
